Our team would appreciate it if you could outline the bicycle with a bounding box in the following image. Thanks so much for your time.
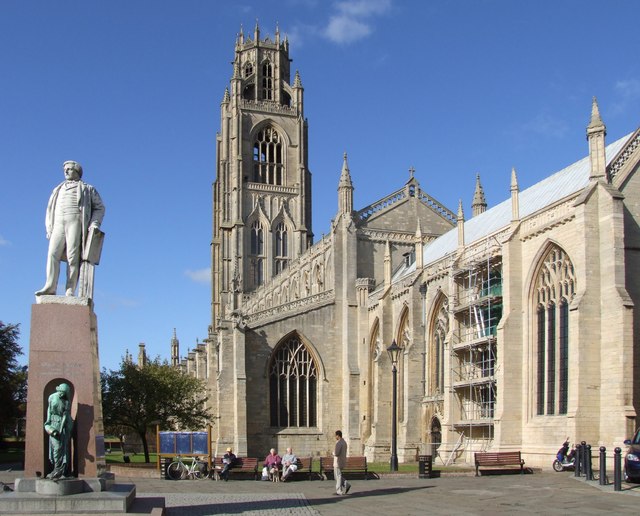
[167,456,210,480]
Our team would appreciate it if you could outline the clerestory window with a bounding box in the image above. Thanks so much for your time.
[269,336,318,427]
[253,126,283,185]
[535,245,574,416]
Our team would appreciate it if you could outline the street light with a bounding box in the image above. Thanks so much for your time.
[387,339,401,472]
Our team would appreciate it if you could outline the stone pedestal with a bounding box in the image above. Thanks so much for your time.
[24,297,106,478]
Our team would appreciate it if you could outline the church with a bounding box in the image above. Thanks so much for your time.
[172,25,640,468]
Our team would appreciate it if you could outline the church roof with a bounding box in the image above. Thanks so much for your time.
[391,132,633,283]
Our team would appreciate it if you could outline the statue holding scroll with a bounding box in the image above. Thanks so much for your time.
[35,161,105,297]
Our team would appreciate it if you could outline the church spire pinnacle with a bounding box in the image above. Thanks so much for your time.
[471,174,487,216]
[294,70,302,88]
[457,199,465,249]
[511,167,520,221]
[338,152,354,216]
[587,97,607,180]
[254,19,260,41]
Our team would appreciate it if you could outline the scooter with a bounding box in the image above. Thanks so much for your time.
[553,439,576,472]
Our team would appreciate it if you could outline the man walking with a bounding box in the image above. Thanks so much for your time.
[333,430,351,495]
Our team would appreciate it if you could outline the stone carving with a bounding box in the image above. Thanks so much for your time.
[44,383,74,479]
[36,161,105,298]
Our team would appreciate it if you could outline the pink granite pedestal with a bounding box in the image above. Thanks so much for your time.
[24,297,106,478]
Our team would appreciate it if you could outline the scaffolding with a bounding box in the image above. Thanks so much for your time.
[450,254,503,463]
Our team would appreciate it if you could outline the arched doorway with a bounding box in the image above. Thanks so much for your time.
[430,417,442,459]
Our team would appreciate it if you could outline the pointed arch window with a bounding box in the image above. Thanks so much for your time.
[535,246,574,416]
[244,62,253,78]
[269,336,318,428]
[253,126,283,185]
[431,300,448,395]
[250,221,264,286]
[262,61,273,100]
[274,222,288,275]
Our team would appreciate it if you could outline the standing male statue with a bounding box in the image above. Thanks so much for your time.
[35,161,105,297]
[44,383,74,479]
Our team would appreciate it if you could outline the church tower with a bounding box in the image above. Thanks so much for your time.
[211,23,312,327]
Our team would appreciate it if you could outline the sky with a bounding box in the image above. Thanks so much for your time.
[2,0,640,372]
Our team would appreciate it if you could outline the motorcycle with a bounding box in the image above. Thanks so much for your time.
[553,439,576,472]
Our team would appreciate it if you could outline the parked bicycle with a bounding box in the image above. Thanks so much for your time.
[167,456,210,480]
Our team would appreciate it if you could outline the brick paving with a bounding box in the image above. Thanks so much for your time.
[2,468,640,515]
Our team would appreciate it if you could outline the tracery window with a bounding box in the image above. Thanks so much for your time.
[269,336,318,427]
[253,126,283,185]
[430,299,448,395]
[262,61,273,100]
[244,62,253,78]
[274,222,288,275]
[250,221,264,286]
[535,245,575,416]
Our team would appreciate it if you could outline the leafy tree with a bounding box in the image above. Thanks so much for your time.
[0,322,27,438]
[101,358,211,462]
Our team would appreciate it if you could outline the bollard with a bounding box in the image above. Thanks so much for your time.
[599,446,607,485]
[586,444,593,480]
[581,441,587,477]
[614,447,622,492]
[575,443,582,477]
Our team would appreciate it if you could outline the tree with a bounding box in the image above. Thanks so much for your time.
[101,358,211,462]
[0,322,27,438]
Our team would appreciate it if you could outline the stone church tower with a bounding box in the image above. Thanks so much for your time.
[211,23,312,329]
[195,27,640,467]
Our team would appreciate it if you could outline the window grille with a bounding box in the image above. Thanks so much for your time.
[269,336,318,427]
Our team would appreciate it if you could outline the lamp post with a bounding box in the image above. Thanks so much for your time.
[387,339,401,472]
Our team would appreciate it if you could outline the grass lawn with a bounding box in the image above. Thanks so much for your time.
[106,451,158,464]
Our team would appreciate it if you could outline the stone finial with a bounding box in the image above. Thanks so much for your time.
[471,174,487,216]
[587,96,606,133]
[338,152,354,216]
[254,19,260,40]
[457,199,465,248]
[511,167,520,221]
[415,221,424,269]
[587,97,607,180]
[222,87,230,103]
[294,70,303,88]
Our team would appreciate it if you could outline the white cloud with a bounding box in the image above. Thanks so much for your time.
[322,0,392,44]
[0,235,9,246]
[185,268,210,284]
[325,15,372,44]
[335,0,391,17]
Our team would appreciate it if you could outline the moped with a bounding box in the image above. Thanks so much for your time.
[553,438,576,472]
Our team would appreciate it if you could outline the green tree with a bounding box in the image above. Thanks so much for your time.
[0,322,26,438]
[101,358,211,462]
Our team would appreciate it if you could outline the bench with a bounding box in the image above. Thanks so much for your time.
[474,451,525,477]
[282,457,313,481]
[213,456,259,480]
[320,456,368,480]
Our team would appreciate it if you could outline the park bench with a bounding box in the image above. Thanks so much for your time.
[213,456,259,480]
[319,456,368,480]
[282,457,313,481]
[474,451,525,476]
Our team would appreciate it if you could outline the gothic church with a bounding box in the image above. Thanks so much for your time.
[172,25,640,468]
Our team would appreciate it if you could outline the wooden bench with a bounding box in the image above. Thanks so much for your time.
[319,456,368,480]
[474,451,525,477]
[281,457,313,481]
[213,456,259,480]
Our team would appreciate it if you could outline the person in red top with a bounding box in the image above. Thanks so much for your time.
[262,448,282,481]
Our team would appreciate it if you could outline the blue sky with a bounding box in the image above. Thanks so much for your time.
[2,0,640,371]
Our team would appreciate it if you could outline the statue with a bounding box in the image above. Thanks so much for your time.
[44,383,74,479]
[35,160,105,297]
